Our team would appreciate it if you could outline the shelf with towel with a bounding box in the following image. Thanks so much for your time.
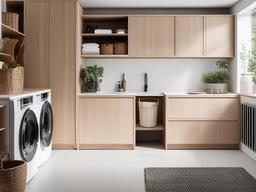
[81,54,128,58]
[82,33,128,37]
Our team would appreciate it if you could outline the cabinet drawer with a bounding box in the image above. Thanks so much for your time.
[78,97,135,146]
[167,98,239,120]
[166,121,240,145]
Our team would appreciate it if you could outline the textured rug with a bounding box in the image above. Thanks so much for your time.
[145,167,256,192]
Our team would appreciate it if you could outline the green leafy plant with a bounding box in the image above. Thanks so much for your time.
[248,48,256,84]
[2,61,19,69]
[202,59,230,84]
[80,65,104,92]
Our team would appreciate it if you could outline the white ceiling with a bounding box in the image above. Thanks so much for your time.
[80,0,240,8]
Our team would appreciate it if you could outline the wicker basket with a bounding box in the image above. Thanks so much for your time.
[114,42,128,55]
[0,67,24,94]
[0,153,27,192]
[2,12,19,31]
[100,44,113,55]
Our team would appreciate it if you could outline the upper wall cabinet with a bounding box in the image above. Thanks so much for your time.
[205,16,234,58]
[128,16,175,57]
[128,15,234,58]
[176,16,204,57]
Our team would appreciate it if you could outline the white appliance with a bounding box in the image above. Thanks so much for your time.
[0,91,41,183]
[35,90,53,167]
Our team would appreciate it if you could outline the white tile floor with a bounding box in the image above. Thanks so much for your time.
[26,147,256,192]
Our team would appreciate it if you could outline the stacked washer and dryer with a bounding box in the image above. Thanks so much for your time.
[0,89,53,182]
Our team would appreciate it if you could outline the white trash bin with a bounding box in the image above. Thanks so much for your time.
[139,99,159,128]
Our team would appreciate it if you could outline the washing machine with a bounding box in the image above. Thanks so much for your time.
[0,92,40,183]
[36,90,53,167]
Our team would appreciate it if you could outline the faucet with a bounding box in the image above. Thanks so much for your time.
[144,73,148,92]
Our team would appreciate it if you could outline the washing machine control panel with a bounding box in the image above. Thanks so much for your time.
[20,96,33,109]
[41,93,49,101]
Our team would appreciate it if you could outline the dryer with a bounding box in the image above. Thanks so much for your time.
[0,92,40,183]
[36,90,53,167]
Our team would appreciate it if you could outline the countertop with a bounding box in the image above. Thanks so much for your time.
[79,92,239,97]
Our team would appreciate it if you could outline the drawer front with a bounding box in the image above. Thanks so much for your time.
[166,121,240,145]
[78,97,135,145]
[167,98,239,120]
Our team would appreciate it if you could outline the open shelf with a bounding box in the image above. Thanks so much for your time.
[2,24,25,39]
[81,54,128,58]
[136,123,164,131]
[0,52,13,63]
[82,33,128,37]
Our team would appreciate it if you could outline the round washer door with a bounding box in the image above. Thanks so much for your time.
[20,109,39,162]
[40,101,53,148]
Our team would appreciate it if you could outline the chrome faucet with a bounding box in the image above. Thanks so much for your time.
[144,73,148,92]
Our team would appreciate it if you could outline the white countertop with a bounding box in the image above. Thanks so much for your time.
[0,89,51,100]
[79,92,239,97]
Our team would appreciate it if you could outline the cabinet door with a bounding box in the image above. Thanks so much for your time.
[176,16,204,57]
[24,1,50,88]
[78,97,135,149]
[49,2,76,148]
[205,16,234,57]
[128,16,151,57]
[151,16,175,57]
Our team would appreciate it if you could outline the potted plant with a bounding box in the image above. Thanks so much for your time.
[202,59,229,94]
[80,65,104,92]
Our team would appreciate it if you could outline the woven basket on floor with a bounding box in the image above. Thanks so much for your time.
[0,153,27,192]
[2,12,19,31]
[0,66,24,94]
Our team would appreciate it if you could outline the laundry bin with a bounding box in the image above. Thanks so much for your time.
[0,153,27,192]
[139,99,159,128]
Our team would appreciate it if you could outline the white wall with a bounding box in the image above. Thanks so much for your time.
[85,59,218,92]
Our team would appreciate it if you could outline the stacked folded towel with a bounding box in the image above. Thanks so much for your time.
[94,29,112,34]
[82,43,100,55]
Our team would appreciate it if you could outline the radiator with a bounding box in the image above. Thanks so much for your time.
[241,103,256,152]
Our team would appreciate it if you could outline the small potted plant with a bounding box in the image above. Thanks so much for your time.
[202,59,229,94]
[80,65,104,92]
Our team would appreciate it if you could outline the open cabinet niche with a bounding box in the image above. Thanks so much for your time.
[135,96,165,149]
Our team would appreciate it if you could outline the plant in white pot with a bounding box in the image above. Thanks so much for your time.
[202,59,229,94]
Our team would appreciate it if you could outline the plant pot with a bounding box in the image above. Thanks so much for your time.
[240,74,254,94]
[82,81,98,93]
[205,83,228,94]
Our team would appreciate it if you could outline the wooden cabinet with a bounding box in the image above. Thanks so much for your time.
[24,1,77,149]
[129,16,175,57]
[24,1,50,88]
[128,16,151,57]
[176,16,204,57]
[205,16,234,57]
[78,97,135,149]
[165,96,240,149]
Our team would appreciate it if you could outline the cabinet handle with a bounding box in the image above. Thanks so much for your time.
[0,128,6,132]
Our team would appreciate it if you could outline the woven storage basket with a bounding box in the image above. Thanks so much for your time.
[100,44,113,55]
[114,42,128,54]
[2,12,19,31]
[0,153,27,192]
[0,67,24,94]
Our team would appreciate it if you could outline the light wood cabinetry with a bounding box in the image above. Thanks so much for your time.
[78,97,135,149]
[128,16,175,57]
[165,96,240,149]
[176,16,204,57]
[24,1,77,149]
[128,16,151,57]
[205,16,234,58]
[24,1,50,88]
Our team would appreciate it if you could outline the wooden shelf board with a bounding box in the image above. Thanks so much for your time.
[136,123,164,131]
[0,52,13,63]
[0,128,6,132]
[2,24,25,39]
[82,33,128,37]
[82,15,128,21]
[81,54,128,58]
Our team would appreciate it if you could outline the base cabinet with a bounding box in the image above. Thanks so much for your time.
[166,96,240,149]
[78,97,135,149]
